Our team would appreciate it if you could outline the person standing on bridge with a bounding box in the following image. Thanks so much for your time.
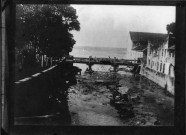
[108,56,111,62]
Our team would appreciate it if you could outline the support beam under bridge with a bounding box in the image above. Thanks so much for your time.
[66,56,141,72]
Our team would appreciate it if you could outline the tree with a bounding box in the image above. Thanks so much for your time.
[166,22,175,36]
[16,4,80,59]
[166,22,175,47]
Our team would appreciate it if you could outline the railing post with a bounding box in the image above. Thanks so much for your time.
[41,55,44,68]
[113,57,118,72]
[114,57,116,65]
[50,57,52,66]
[89,56,92,64]
[85,56,93,72]
[88,64,92,71]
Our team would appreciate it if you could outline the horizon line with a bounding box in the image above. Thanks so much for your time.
[73,45,127,49]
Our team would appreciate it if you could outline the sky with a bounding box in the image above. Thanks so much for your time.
[71,5,175,48]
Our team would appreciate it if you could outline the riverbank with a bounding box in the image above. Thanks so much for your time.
[14,63,174,126]
[68,68,174,126]
[140,66,174,95]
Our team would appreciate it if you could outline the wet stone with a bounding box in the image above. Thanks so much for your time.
[136,121,140,126]
[118,86,129,94]
[95,80,104,84]
[154,120,161,125]
[141,119,146,125]
[107,85,116,90]
[65,65,174,126]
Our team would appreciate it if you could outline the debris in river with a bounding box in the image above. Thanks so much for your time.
[107,85,117,90]
[136,121,140,126]
[109,84,134,118]
[95,80,104,84]
[67,68,173,126]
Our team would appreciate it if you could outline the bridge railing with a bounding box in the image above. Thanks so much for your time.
[66,56,140,65]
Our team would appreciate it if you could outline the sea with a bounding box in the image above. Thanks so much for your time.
[70,46,127,72]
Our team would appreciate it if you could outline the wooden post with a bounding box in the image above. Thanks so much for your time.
[89,56,92,64]
[114,57,116,65]
[113,57,118,72]
[88,64,92,71]
[46,57,48,67]
[41,55,43,68]
[50,57,52,66]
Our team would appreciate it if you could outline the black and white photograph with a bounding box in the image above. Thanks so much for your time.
[12,4,177,126]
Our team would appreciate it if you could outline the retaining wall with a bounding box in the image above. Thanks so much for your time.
[14,62,71,117]
[140,66,174,95]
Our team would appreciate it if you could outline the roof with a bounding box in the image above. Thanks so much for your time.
[130,31,168,46]
[132,45,147,52]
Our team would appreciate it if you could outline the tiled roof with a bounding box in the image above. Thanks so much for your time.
[132,45,147,51]
[130,31,168,46]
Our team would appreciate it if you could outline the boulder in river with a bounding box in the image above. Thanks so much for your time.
[154,120,161,125]
[107,85,117,90]
[118,86,129,94]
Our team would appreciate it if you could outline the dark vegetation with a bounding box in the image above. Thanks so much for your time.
[15,4,80,80]
[16,4,80,58]
[166,22,175,36]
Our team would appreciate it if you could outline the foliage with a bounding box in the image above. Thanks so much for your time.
[16,4,80,58]
[166,22,175,47]
[166,22,175,36]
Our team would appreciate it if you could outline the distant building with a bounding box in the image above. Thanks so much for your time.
[127,31,175,95]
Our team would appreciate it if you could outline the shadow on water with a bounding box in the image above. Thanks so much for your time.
[48,72,78,125]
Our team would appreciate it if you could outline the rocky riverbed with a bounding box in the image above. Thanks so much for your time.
[15,65,174,126]
[67,68,174,126]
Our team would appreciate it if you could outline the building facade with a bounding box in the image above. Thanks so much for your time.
[127,31,175,95]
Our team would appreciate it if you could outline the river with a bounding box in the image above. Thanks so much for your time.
[15,46,174,126]
[67,65,174,126]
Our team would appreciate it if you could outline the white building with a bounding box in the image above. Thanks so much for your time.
[126,31,175,95]
[145,34,175,94]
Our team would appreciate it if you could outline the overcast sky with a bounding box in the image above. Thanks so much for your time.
[71,5,175,48]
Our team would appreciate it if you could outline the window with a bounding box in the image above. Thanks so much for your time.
[160,63,162,72]
[157,62,159,71]
[163,63,165,73]
[169,65,171,75]
[151,61,153,68]
[172,53,175,57]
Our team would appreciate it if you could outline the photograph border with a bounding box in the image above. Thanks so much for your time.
[1,0,185,135]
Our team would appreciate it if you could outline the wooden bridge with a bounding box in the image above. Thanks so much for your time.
[66,56,141,72]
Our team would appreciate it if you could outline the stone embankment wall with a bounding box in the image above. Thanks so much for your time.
[14,62,74,117]
[140,66,174,95]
